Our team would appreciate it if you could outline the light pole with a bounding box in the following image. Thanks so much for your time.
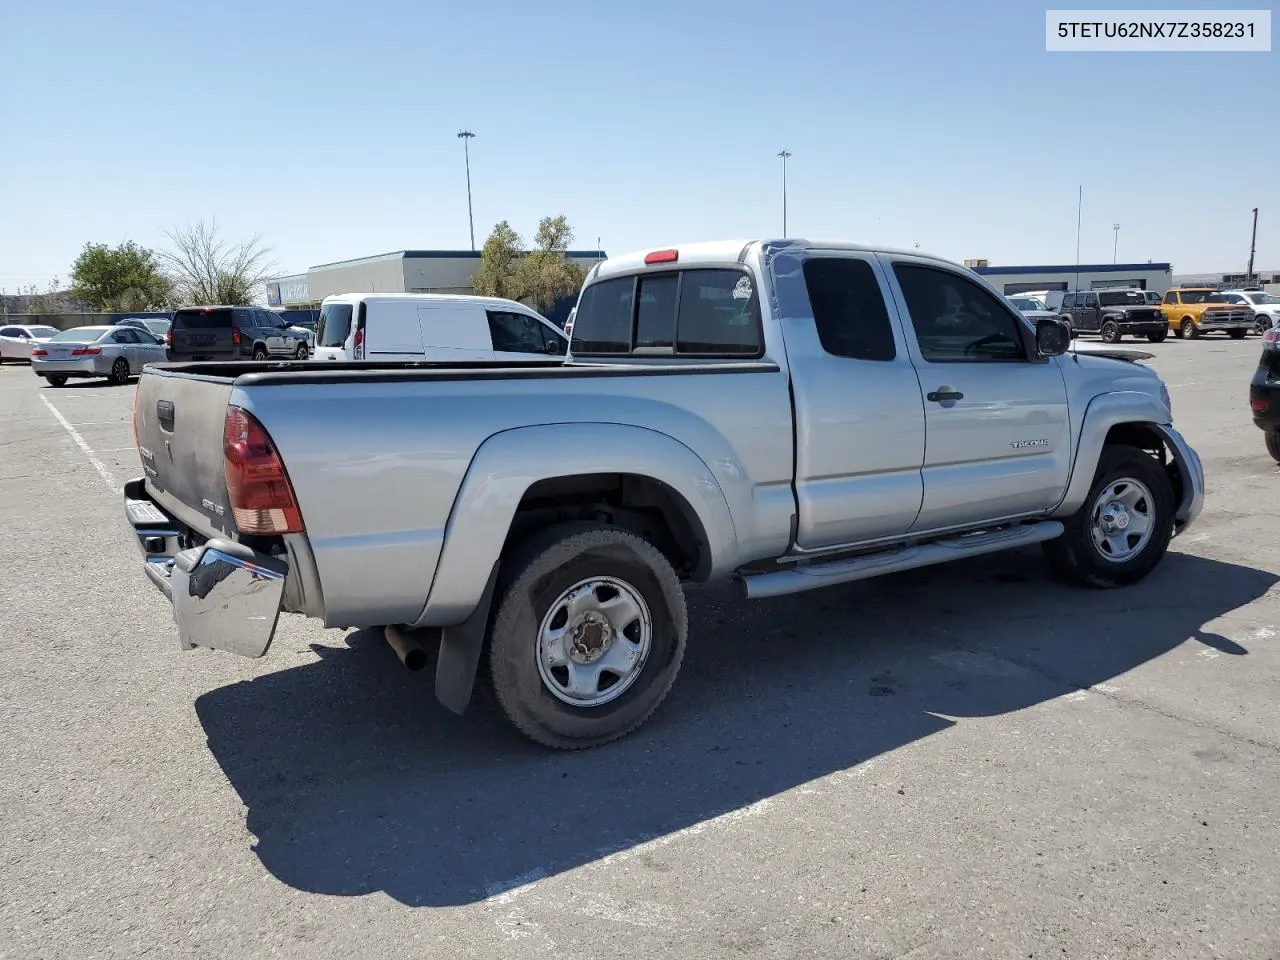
[458,130,476,251]
[777,149,791,237]
[1112,222,1120,263]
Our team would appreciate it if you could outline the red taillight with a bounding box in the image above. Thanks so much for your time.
[164,329,173,346]
[1264,329,1280,343]
[223,406,303,535]
[353,325,365,360]
[231,328,242,346]
[70,347,101,356]
[644,249,679,265]
[31,348,47,357]
[1251,396,1269,414]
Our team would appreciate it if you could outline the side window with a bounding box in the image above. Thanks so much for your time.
[109,329,133,343]
[674,269,762,356]
[1163,291,1177,305]
[488,311,550,353]
[801,258,896,361]
[1083,293,1099,308]
[571,277,635,354]
[893,264,1026,363]
[538,321,567,355]
[0,327,17,337]
[1062,293,1077,309]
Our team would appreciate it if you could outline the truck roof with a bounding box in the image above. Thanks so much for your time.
[593,239,961,281]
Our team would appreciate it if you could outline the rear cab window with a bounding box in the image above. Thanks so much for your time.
[172,308,234,330]
[572,268,763,358]
[316,302,354,347]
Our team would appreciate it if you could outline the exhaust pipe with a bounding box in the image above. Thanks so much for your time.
[384,624,429,671]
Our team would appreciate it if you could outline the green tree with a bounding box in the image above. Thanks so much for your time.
[471,221,525,300]
[70,242,172,311]
[162,219,273,305]
[516,215,586,314]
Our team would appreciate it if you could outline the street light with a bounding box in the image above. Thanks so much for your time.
[1112,222,1120,264]
[777,149,791,238]
[458,130,476,251]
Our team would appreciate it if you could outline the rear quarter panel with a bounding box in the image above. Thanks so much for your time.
[233,366,795,628]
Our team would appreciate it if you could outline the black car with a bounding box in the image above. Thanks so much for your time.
[167,306,310,362]
[1250,329,1280,462]
[1058,290,1167,344]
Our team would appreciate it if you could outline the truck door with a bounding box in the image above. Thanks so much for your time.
[782,252,926,547]
[883,256,1070,532]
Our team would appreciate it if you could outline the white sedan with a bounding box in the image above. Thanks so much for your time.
[31,325,167,387]
[0,324,60,362]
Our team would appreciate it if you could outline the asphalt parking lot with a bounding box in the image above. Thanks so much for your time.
[3,338,1280,959]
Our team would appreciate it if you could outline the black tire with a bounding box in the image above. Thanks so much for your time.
[295,342,308,360]
[44,374,67,387]
[1180,318,1198,340]
[1147,330,1168,343]
[252,346,268,361]
[1100,321,1120,343]
[1256,316,1272,335]
[1266,430,1280,464]
[110,357,130,385]
[1229,328,1247,340]
[1043,445,1175,588]
[488,524,687,749]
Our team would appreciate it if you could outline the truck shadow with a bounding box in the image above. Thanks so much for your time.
[195,548,1274,907]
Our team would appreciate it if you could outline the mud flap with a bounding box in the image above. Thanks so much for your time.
[434,563,499,715]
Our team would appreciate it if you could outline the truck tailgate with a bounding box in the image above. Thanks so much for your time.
[134,370,238,538]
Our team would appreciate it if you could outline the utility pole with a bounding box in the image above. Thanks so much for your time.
[1074,185,1083,291]
[457,130,476,251]
[1112,222,1120,264]
[1247,207,1259,282]
[777,149,791,237]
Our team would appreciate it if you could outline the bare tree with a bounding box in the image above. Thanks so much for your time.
[161,219,274,306]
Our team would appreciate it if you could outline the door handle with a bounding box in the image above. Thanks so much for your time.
[927,389,964,403]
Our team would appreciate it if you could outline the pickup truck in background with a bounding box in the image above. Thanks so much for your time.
[125,239,1204,748]
[1161,288,1254,340]
[1057,289,1168,344]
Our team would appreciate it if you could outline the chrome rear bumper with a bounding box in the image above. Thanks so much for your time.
[124,478,287,658]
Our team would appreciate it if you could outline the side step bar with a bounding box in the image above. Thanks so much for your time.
[738,521,1065,600]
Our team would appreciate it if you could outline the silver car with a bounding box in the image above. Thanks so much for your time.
[32,325,166,387]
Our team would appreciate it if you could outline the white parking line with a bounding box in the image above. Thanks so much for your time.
[40,396,121,494]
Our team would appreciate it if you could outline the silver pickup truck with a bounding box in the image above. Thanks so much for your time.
[125,240,1204,748]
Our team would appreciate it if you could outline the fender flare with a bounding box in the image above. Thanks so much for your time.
[1051,391,1173,519]
[412,422,738,630]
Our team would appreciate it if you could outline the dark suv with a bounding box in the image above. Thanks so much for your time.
[1058,290,1168,344]
[167,306,310,362]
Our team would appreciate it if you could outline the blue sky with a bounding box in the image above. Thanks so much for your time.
[1,0,1276,290]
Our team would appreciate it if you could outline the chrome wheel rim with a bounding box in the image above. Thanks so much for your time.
[536,576,652,707]
[1090,477,1155,563]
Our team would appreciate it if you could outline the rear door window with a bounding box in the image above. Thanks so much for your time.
[802,258,896,361]
[315,303,353,347]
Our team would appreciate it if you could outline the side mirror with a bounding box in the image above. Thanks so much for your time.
[1036,317,1071,357]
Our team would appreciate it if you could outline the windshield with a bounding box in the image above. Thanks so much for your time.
[27,326,59,338]
[1246,292,1280,305]
[49,327,108,342]
[1177,290,1217,304]
[1009,297,1046,311]
[1098,291,1145,307]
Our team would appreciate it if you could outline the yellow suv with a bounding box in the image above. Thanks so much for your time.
[1162,288,1253,340]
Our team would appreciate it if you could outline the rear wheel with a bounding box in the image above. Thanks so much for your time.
[1147,330,1168,343]
[1043,445,1175,588]
[488,524,687,749]
[1179,318,1198,339]
[1229,328,1247,340]
[109,357,130,385]
[1266,430,1280,464]
[1100,321,1121,343]
[44,375,67,387]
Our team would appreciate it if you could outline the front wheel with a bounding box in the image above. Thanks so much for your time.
[252,347,268,361]
[295,342,308,360]
[1043,445,1175,588]
[1266,430,1280,464]
[1256,316,1272,335]
[1147,330,1168,343]
[44,374,67,387]
[1180,318,1198,340]
[488,524,687,749]
[1229,328,1247,340]
[1100,321,1121,343]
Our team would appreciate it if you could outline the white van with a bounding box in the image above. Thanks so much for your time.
[311,293,568,363]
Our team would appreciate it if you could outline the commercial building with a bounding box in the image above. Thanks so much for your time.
[266,248,607,326]
[965,260,1174,296]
